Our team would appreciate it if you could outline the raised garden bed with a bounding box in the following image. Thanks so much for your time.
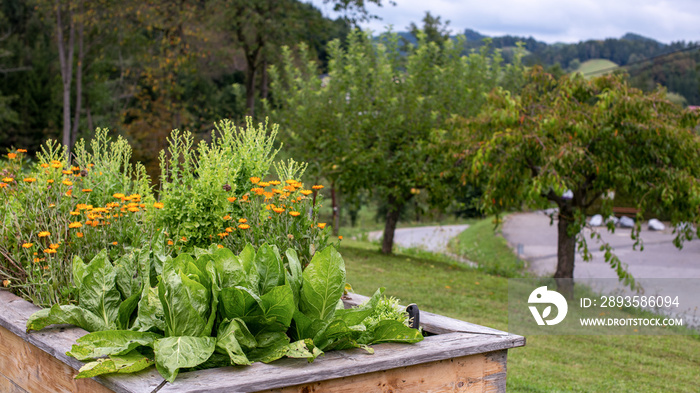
[0,289,525,393]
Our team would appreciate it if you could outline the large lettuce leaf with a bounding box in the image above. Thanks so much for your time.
[299,246,346,321]
[67,330,162,361]
[154,336,216,382]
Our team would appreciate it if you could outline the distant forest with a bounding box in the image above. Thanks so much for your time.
[461,29,700,106]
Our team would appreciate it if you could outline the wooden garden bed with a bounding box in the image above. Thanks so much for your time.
[0,289,525,393]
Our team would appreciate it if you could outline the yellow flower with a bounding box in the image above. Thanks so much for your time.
[318,223,327,229]
[269,180,281,186]
[250,177,261,184]
[273,207,285,214]
[51,162,62,169]
[128,207,139,212]
[227,197,237,203]
[300,190,313,196]
[113,193,125,199]
[238,224,250,230]
[285,179,296,185]
[38,231,50,237]
[68,222,82,229]
[258,181,270,187]
[24,177,37,183]
[62,179,73,186]
[7,153,16,159]
[2,177,14,183]
[70,211,80,216]
[41,163,49,168]
[49,243,60,250]
[17,149,27,153]
[82,189,92,193]
[153,202,164,209]
[76,232,84,238]
[22,242,33,248]
[312,185,324,190]
[47,179,54,184]
[44,248,57,254]
[225,227,234,233]
[289,211,301,217]
[222,215,231,220]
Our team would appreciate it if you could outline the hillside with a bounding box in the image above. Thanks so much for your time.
[575,59,619,78]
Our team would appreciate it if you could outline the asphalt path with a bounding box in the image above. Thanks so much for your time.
[368,225,470,254]
[502,211,700,327]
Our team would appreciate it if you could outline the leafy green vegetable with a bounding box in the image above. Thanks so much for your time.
[154,336,216,382]
[300,246,346,321]
[215,318,254,366]
[67,331,162,361]
[158,262,210,337]
[79,250,122,329]
[76,350,154,379]
[26,304,107,332]
[256,244,285,295]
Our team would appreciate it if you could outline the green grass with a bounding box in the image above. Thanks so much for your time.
[341,223,700,392]
[448,217,525,277]
[574,59,619,78]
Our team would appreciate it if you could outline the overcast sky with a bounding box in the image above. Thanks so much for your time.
[308,0,700,44]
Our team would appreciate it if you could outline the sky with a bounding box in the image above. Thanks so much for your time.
[308,0,700,44]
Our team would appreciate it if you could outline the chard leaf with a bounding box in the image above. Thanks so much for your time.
[158,268,210,337]
[334,287,384,326]
[67,331,162,361]
[256,244,285,295]
[80,250,121,329]
[154,336,216,383]
[259,284,295,328]
[115,253,140,299]
[26,304,106,333]
[286,339,323,361]
[285,249,302,308]
[212,248,246,288]
[72,256,87,290]
[219,286,262,320]
[239,244,258,291]
[215,318,254,366]
[300,246,345,321]
[131,286,165,333]
[359,320,424,345]
[246,332,290,363]
[117,292,140,330]
[75,350,154,379]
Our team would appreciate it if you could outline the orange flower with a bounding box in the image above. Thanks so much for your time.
[70,211,80,216]
[41,163,49,168]
[273,207,285,214]
[251,187,264,195]
[65,189,72,196]
[312,185,324,190]
[285,179,296,185]
[289,211,301,217]
[62,179,73,186]
[75,232,84,238]
[49,243,60,250]
[38,231,50,237]
[180,236,187,241]
[71,166,80,171]
[51,161,62,169]
[217,244,224,249]
[263,192,274,200]
[225,227,234,233]
[24,177,37,183]
[222,215,231,220]
[238,224,250,230]
[62,170,72,175]
[2,279,10,287]
[44,248,57,254]
[0,183,6,188]
[250,177,261,184]
[113,193,125,199]
[258,181,270,187]
[300,190,313,196]
[217,232,229,239]
[22,243,33,248]
[47,179,54,184]
[167,240,174,245]
[17,149,27,153]
[227,197,237,203]
[338,236,343,240]
[7,153,16,159]
[238,218,247,223]
[153,202,164,209]
[2,177,14,183]
[82,189,92,193]
[68,222,82,229]
[112,242,118,246]
[269,180,281,186]
[128,207,139,212]
[318,223,327,229]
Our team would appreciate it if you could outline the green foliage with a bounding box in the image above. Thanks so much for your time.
[27,243,422,382]
[156,118,280,249]
[463,67,700,284]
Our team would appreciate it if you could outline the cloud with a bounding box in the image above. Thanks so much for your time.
[309,0,700,43]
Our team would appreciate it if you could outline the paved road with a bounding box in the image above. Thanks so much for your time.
[502,211,700,326]
[367,225,470,253]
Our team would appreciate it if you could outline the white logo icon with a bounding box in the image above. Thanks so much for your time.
[528,286,568,326]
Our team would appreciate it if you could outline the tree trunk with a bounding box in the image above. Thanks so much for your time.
[382,196,403,254]
[71,2,84,149]
[56,0,75,157]
[554,204,576,299]
[260,58,268,100]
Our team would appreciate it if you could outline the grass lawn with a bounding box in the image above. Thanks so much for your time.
[574,59,619,78]
[341,219,700,392]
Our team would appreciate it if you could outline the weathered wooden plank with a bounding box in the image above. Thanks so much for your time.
[342,293,510,336]
[158,334,524,393]
[257,350,509,393]
[0,372,30,393]
[0,324,113,393]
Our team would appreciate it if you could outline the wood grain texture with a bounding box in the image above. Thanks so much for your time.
[257,350,508,393]
[0,372,30,393]
[0,289,524,393]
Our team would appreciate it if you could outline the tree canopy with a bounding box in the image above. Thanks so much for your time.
[463,67,700,292]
